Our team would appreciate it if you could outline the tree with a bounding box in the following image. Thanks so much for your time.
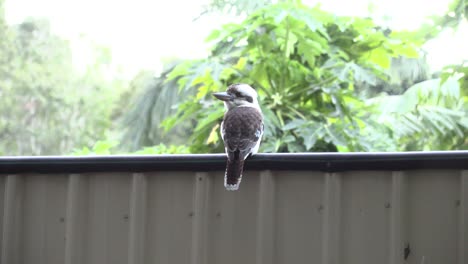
[0,18,127,155]
[119,66,195,151]
[152,1,423,153]
[121,0,466,153]
[372,0,468,150]
[369,75,467,150]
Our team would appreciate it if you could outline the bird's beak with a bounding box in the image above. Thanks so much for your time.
[212,92,233,101]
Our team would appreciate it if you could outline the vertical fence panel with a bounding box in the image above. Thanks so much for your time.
[407,170,459,264]
[208,170,260,264]
[191,172,212,264]
[389,172,408,264]
[208,171,236,264]
[340,171,392,264]
[1,175,23,264]
[127,173,148,264]
[0,175,5,260]
[85,173,131,264]
[322,173,342,264]
[256,170,275,264]
[458,170,468,264]
[22,175,47,264]
[275,171,324,264]
[22,175,67,264]
[145,172,194,264]
[65,174,88,264]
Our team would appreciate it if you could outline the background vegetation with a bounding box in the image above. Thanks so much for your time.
[0,0,466,155]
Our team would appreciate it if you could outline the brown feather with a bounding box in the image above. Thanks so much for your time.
[225,152,244,190]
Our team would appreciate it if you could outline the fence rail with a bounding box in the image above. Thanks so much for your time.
[0,151,467,264]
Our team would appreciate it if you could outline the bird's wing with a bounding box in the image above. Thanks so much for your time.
[222,107,263,161]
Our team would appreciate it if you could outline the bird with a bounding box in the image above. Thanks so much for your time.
[212,83,264,191]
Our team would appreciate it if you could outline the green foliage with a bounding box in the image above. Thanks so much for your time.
[132,144,190,155]
[162,1,421,153]
[356,55,430,97]
[72,140,119,155]
[119,65,195,151]
[0,19,127,155]
[2,0,464,155]
[441,60,468,92]
[71,140,189,155]
[369,76,467,150]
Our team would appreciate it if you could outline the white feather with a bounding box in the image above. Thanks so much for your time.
[225,184,240,191]
[250,135,262,157]
[224,172,242,191]
[236,84,258,98]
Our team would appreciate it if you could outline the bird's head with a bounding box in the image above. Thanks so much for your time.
[212,83,260,111]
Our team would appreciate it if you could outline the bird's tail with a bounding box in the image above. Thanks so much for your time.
[224,157,244,191]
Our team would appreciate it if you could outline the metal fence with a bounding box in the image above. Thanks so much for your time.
[0,152,467,264]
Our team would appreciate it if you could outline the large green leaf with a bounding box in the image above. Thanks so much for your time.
[120,0,466,153]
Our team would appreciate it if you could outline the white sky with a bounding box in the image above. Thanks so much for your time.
[5,0,468,79]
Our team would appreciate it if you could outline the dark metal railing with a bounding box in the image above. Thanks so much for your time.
[0,151,467,174]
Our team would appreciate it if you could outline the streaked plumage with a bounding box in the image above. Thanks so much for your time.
[213,84,263,191]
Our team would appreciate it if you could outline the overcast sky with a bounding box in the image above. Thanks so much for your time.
[5,0,467,79]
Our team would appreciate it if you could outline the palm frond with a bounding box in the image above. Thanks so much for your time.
[369,76,467,150]
[120,68,192,151]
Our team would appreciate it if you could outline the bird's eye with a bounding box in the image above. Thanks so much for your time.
[235,92,242,97]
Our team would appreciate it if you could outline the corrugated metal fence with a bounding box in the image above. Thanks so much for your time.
[0,152,467,264]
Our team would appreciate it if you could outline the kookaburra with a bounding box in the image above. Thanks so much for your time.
[213,84,264,191]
